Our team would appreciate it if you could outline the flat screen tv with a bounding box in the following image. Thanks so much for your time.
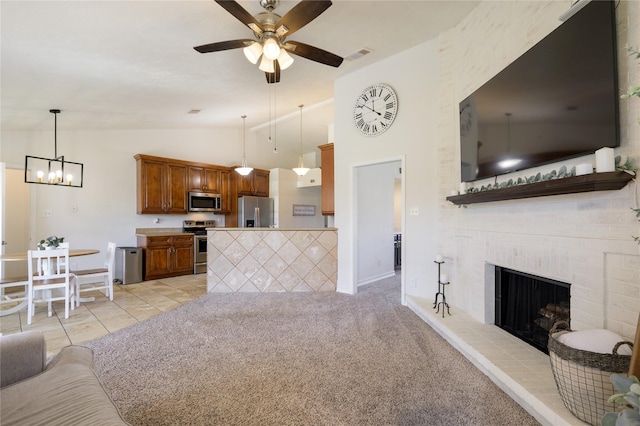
[459,0,619,182]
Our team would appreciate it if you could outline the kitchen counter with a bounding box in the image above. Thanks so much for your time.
[135,228,194,237]
[206,227,337,231]
[206,227,338,293]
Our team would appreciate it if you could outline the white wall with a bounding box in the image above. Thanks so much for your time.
[355,160,398,286]
[0,127,244,269]
[269,168,324,228]
[436,0,640,338]
[334,0,639,340]
[334,38,441,295]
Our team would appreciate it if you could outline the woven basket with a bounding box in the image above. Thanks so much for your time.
[548,322,633,426]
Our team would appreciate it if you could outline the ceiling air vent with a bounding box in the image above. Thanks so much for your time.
[345,48,372,61]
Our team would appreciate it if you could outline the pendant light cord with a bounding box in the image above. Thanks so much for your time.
[299,104,303,157]
[50,109,60,159]
[242,115,247,159]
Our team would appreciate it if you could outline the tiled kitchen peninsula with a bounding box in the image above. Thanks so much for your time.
[207,228,338,293]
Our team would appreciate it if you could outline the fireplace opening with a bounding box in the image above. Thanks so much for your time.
[495,267,570,354]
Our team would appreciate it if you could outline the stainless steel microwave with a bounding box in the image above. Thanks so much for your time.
[188,192,221,212]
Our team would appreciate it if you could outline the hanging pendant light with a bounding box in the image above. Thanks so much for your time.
[24,109,84,187]
[292,104,310,176]
[235,115,253,176]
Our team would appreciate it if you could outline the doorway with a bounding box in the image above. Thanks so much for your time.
[1,164,31,278]
[353,157,405,302]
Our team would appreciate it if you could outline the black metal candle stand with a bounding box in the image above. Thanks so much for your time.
[433,260,451,318]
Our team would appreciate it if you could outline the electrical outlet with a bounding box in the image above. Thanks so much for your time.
[410,208,419,216]
[43,209,53,217]
[72,205,78,213]
[410,278,417,288]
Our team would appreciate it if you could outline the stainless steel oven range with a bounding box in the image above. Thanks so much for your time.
[182,220,215,274]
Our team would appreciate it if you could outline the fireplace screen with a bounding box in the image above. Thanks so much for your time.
[495,267,570,353]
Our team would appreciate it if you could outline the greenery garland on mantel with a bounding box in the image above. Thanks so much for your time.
[464,157,635,195]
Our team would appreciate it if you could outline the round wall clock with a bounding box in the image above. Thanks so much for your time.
[353,83,398,136]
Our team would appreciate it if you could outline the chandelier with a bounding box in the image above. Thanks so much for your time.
[24,109,84,188]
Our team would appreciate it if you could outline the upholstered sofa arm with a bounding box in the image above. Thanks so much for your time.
[0,331,47,388]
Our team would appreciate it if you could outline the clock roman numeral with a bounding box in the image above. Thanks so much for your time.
[370,88,377,97]
[383,93,391,101]
[386,102,395,110]
[356,118,365,128]
[371,124,378,134]
[354,112,363,120]
[384,112,393,120]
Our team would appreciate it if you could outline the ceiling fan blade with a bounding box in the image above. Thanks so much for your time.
[275,0,332,37]
[265,60,281,84]
[214,0,264,34]
[194,39,254,53]
[285,41,343,67]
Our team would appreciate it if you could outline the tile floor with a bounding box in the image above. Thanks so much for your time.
[0,274,207,358]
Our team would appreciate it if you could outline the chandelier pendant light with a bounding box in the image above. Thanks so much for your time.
[235,115,253,176]
[24,109,84,188]
[292,104,310,176]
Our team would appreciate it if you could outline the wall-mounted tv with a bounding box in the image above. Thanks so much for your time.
[459,0,619,182]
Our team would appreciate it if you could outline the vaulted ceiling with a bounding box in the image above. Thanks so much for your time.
[1,0,478,167]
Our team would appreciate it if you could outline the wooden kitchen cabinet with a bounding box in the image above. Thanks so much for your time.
[318,143,334,215]
[219,169,231,214]
[135,154,188,214]
[236,168,270,197]
[226,168,271,227]
[188,166,223,193]
[137,234,194,280]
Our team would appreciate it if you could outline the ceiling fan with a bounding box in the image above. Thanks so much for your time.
[194,0,344,83]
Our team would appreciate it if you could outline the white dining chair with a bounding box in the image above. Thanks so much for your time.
[27,247,74,325]
[71,242,116,306]
[57,242,70,271]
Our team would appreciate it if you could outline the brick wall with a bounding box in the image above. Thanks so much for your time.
[437,1,640,338]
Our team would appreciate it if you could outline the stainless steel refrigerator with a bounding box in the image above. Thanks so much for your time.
[237,196,274,228]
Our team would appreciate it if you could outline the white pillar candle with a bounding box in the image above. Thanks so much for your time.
[440,274,448,284]
[595,147,615,173]
[450,190,459,196]
[459,182,467,194]
[435,254,443,263]
[575,163,593,176]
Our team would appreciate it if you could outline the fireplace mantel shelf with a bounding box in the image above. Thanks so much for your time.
[446,171,634,205]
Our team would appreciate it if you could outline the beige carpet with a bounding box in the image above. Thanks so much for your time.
[85,275,540,425]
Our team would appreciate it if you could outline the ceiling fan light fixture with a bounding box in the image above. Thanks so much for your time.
[243,41,263,64]
[262,37,281,60]
[277,49,294,70]
[259,56,275,73]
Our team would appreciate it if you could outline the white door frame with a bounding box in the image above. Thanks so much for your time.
[351,155,406,305]
[1,162,35,278]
